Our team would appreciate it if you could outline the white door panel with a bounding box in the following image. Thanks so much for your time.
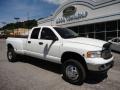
[39,40,61,58]
[39,27,62,62]
[25,28,43,58]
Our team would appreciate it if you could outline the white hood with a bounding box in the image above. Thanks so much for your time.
[65,37,107,48]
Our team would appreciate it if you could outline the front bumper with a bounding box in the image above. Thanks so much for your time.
[86,56,114,72]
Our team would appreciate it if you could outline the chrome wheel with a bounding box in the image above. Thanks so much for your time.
[66,65,79,80]
[8,51,12,60]
[7,48,17,62]
[63,59,86,84]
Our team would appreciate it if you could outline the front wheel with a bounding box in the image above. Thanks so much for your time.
[62,59,86,85]
[7,48,17,62]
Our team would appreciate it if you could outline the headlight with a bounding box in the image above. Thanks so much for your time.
[87,51,101,58]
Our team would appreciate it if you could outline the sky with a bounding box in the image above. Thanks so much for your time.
[0,0,102,27]
[0,0,69,27]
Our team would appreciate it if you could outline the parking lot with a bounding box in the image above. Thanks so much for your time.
[0,39,120,90]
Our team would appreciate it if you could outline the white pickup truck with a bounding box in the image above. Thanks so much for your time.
[6,26,113,84]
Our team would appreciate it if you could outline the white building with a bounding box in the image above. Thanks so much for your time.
[38,0,120,41]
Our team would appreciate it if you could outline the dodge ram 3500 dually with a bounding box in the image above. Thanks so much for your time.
[6,26,114,84]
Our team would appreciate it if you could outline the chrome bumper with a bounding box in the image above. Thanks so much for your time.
[87,61,114,72]
[87,57,114,71]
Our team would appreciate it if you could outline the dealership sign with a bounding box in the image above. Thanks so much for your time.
[56,11,88,24]
[56,6,88,24]
[63,6,77,17]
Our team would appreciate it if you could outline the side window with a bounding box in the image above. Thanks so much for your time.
[31,28,40,39]
[41,27,57,40]
[113,38,118,43]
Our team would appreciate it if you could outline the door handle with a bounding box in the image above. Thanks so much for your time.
[28,41,31,44]
[39,42,43,45]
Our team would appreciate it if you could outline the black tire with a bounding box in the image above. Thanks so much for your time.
[7,48,17,62]
[62,59,86,85]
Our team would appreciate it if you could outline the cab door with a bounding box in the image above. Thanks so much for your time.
[38,27,61,63]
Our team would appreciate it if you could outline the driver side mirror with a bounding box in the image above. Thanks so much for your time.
[51,36,58,41]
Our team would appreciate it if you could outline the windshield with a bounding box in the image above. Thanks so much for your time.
[54,27,79,39]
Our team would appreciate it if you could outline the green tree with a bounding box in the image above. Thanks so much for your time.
[0,19,37,31]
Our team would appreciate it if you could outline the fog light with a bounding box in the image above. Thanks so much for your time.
[99,65,106,71]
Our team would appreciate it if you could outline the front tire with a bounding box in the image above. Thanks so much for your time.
[63,59,86,85]
[7,48,17,62]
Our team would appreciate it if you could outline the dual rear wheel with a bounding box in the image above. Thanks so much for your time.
[7,48,17,62]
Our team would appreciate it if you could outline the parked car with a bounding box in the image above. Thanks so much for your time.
[6,26,114,85]
[108,37,120,52]
[0,34,7,39]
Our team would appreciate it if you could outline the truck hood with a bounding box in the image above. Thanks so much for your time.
[65,37,107,48]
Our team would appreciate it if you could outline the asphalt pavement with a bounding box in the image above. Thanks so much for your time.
[0,39,120,90]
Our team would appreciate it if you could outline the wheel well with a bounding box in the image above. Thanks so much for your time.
[7,44,14,50]
[61,52,88,70]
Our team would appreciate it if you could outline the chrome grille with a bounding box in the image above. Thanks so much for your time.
[102,42,112,59]
[101,50,112,59]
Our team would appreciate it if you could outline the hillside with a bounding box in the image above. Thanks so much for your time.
[0,19,37,31]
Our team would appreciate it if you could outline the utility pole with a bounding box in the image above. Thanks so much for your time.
[14,17,20,36]
[12,23,14,37]
[27,12,30,35]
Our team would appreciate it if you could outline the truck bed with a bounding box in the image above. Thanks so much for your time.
[6,37,28,54]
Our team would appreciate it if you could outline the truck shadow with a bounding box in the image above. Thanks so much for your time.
[85,72,108,84]
[18,56,108,85]
[19,56,62,74]
[112,50,120,54]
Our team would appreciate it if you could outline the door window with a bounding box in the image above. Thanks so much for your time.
[113,38,118,42]
[31,28,40,39]
[41,27,57,40]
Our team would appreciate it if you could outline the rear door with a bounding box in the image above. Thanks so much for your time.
[25,28,42,57]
